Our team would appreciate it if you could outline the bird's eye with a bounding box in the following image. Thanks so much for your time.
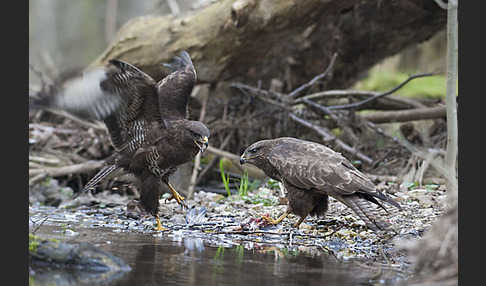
[248,147,258,154]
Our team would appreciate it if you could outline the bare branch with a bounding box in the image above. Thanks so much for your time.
[206,146,267,179]
[360,106,446,124]
[288,52,338,99]
[364,173,445,185]
[196,131,235,185]
[295,89,427,109]
[328,73,437,110]
[231,83,291,109]
[38,109,107,131]
[433,0,449,9]
[444,0,458,194]
[29,160,105,177]
[289,113,373,164]
[301,98,359,143]
[187,90,210,198]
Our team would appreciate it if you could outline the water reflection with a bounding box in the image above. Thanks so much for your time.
[30,225,404,286]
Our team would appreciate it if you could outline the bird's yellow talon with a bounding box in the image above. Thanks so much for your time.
[155,215,169,231]
[261,211,290,226]
[166,183,188,209]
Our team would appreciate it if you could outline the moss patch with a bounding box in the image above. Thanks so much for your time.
[29,234,40,253]
[29,233,60,254]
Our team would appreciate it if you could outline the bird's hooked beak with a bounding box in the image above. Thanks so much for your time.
[239,154,247,165]
[195,136,209,153]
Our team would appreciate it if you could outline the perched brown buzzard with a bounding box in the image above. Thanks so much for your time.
[240,137,401,231]
[30,51,210,230]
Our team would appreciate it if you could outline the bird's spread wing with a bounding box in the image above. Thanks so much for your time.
[157,51,196,120]
[30,59,158,151]
[31,60,156,121]
[101,60,158,151]
[266,138,376,195]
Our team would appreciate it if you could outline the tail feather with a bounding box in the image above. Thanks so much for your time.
[340,195,392,231]
[73,164,120,198]
[363,190,402,211]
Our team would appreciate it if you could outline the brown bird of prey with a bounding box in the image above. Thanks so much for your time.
[240,137,401,231]
[30,51,210,231]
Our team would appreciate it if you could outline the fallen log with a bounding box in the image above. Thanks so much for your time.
[89,0,445,90]
[361,106,446,124]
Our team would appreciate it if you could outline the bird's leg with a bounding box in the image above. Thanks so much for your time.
[145,147,187,210]
[293,216,307,228]
[165,182,188,209]
[262,210,290,225]
[154,215,169,231]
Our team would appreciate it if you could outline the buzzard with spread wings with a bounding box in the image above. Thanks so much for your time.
[30,51,210,231]
[240,137,401,231]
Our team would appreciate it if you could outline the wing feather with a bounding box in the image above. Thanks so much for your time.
[157,51,196,120]
[266,138,375,195]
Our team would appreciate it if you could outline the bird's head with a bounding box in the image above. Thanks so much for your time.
[239,139,273,166]
[184,121,210,153]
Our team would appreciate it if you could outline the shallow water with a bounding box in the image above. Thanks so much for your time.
[29,205,407,286]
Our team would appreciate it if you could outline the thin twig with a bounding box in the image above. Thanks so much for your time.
[29,160,105,177]
[381,129,456,190]
[289,113,373,164]
[231,83,291,109]
[196,131,235,185]
[328,73,437,110]
[288,52,338,99]
[30,216,50,234]
[29,123,78,134]
[29,173,47,186]
[187,90,210,198]
[301,98,360,143]
[288,113,334,141]
[295,89,426,109]
[41,109,107,131]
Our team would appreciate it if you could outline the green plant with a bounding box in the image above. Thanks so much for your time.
[214,245,225,260]
[244,194,277,206]
[238,171,249,197]
[404,181,419,190]
[425,184,440,191]
[234,245,244,264]
[29,233,40,253]
[219,159,231,196]
[266,178,280,190]
[237,171,261,197]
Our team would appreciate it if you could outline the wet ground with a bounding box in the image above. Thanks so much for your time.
[30,224,406,286]
[29,184,448,286]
